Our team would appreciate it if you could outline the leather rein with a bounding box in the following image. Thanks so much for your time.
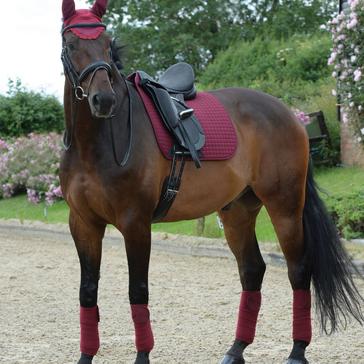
[61,23,133,167]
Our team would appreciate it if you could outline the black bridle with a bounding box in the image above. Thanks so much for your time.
[61,23,133,167]
[61,23,112,100]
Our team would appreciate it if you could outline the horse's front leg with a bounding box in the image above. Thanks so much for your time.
[123,220,154,364]
[69,211,106,364]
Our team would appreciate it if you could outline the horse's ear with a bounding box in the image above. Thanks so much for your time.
[62,0,76,20]
[91,0,108,18]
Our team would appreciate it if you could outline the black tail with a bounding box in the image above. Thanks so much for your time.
[303,162,364,333]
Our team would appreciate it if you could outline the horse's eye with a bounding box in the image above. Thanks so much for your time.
[67,43,76,52]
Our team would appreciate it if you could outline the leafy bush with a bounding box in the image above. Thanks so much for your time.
[199,33,332,103]
[326,190,364,239]
[0,133,63,204]
[0,80,64,137]
[199,33,340,165]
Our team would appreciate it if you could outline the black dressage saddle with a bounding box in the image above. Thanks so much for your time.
[158,62,197,100]
[137,62,205,168]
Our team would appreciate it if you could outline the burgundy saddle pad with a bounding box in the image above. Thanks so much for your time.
[129,72,237,161]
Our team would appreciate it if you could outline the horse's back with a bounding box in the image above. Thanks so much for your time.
[210,87,309,161]
[208,87,310,200]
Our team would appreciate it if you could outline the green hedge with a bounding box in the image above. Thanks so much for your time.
[199,33,339,166]
[199,33,332,102]
[0,80,64,137]
[326,191,364,239]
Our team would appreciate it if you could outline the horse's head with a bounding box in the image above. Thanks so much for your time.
[61,0,116,119]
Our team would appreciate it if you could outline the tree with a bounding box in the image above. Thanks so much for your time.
[94,0,337,76]
[105,0,252,76]
[255,0,338,39]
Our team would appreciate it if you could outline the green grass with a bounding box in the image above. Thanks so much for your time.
[1,166,363,241]
[314,167,364,196]
[0,195,69,223]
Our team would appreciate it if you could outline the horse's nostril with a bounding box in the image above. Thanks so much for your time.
[91,92,116,118]
[93,94,101,109]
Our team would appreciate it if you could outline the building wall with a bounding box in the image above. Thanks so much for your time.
[341,116,364,167]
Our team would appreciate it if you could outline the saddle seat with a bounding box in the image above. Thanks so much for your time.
[158,62,197,100]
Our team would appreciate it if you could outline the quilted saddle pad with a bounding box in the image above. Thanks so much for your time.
[130,72,237,161]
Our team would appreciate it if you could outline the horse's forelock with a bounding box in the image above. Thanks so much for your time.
[62,0,76,20]
[91,0,108,18]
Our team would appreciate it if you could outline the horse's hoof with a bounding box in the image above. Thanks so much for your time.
[286,359,309,364]
[77,353,93,364]
[134,352,150,364]
[220,354,245,364]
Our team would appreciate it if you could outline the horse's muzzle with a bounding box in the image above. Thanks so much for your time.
[90,91,116,119]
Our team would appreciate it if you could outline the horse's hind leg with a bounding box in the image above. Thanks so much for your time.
[69,212,106,364]
[219,191,266,364]
[259,182,311,364]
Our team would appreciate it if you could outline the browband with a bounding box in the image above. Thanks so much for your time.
[62,22,107,37]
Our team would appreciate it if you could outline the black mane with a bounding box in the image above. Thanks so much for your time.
[111,38,124,71]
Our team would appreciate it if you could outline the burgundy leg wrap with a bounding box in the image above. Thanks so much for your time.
[292,290,312,343]
[80,306,100,356]
[235,291,262,344]
[131,304,154,352]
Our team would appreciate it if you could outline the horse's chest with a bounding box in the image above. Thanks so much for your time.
[66,169,108,213]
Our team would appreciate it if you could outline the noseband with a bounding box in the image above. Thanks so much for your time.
[61,23,112,100]
[61,23,133,168]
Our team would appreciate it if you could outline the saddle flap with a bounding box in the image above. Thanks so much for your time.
[149,87,179,129]
[173,101,205,150]
[137,71,205,167]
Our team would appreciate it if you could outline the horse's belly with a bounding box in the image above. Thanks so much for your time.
[161,159,248,222]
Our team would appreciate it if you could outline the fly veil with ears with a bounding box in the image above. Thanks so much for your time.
[61,0,133,167]
[61,0,112,101]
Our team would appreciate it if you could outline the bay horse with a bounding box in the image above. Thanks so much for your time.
[59,1,363,363]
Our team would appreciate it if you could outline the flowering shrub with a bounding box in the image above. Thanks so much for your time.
[293,108,311,125]
[0,133,63,204]
[328,0,364,143]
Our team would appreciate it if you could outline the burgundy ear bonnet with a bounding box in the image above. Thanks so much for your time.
[62,0,108,39]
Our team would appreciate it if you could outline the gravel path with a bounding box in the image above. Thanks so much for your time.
[0,222,363,364]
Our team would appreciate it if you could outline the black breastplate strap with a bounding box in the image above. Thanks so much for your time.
[152,147,186,222]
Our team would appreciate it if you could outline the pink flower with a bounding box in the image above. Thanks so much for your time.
[338,34,346,41]
[27,189,41,204]
[347,17,358,29]
[328,51,337,65]
[292,109,310,126]
[342,112,349,124]
[354,69,362,82]
[2,184,14,198]
[349,0,360,10]
[0,139,8,150]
